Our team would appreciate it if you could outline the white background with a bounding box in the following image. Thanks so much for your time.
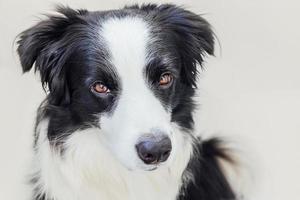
[0,0,299,199]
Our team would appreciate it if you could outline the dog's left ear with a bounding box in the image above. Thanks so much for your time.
[153,4,215,87]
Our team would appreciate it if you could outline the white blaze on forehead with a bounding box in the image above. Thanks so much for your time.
[100,16,171,129]
[101,17,149,78]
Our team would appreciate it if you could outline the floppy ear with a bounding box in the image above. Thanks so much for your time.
[153,4,215,87]
[17,6,88,105]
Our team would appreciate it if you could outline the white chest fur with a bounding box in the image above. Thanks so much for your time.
[32,120,193,200]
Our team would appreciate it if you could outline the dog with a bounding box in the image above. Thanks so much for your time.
[17,4,237,200]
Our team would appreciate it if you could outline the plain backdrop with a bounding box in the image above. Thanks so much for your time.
[0,0,299,199]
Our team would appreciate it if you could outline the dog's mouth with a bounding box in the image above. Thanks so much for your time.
[141,162,167,171]
[146,166,158,171]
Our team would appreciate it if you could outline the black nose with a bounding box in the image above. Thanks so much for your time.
[136,135,172,164]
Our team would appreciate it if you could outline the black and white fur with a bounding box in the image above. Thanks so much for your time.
[17,4,237,200]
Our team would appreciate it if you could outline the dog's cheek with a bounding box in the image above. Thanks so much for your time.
[58,128,127,187]
[99,115,142,170]
[165,123,194,176]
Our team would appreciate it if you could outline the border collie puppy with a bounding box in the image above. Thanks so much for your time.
[17,4,237,200]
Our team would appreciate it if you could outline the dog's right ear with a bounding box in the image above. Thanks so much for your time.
[17,6,88,105]
[17,18,54,73]
[16,6,89,90]
[17,6,87,72]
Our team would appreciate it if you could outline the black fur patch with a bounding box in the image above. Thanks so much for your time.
[178,138,236,200]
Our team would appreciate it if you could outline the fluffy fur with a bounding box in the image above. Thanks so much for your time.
[17,4,237,200]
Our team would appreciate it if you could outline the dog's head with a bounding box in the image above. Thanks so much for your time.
[17,4,214,171]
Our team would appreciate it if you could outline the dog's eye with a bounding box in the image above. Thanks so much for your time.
[91,82,110,94]
[159,73,173,87]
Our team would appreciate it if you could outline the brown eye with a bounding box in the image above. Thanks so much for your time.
[91,82,110,94]
[159,73,173,86]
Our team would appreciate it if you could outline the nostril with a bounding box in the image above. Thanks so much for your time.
[144,153,154,161]
[145,153,153,159]
[163,150,171,157]
[143,153,156,164]
[160,149,171,162]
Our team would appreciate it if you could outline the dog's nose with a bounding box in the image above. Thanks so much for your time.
[136,135,172,164]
